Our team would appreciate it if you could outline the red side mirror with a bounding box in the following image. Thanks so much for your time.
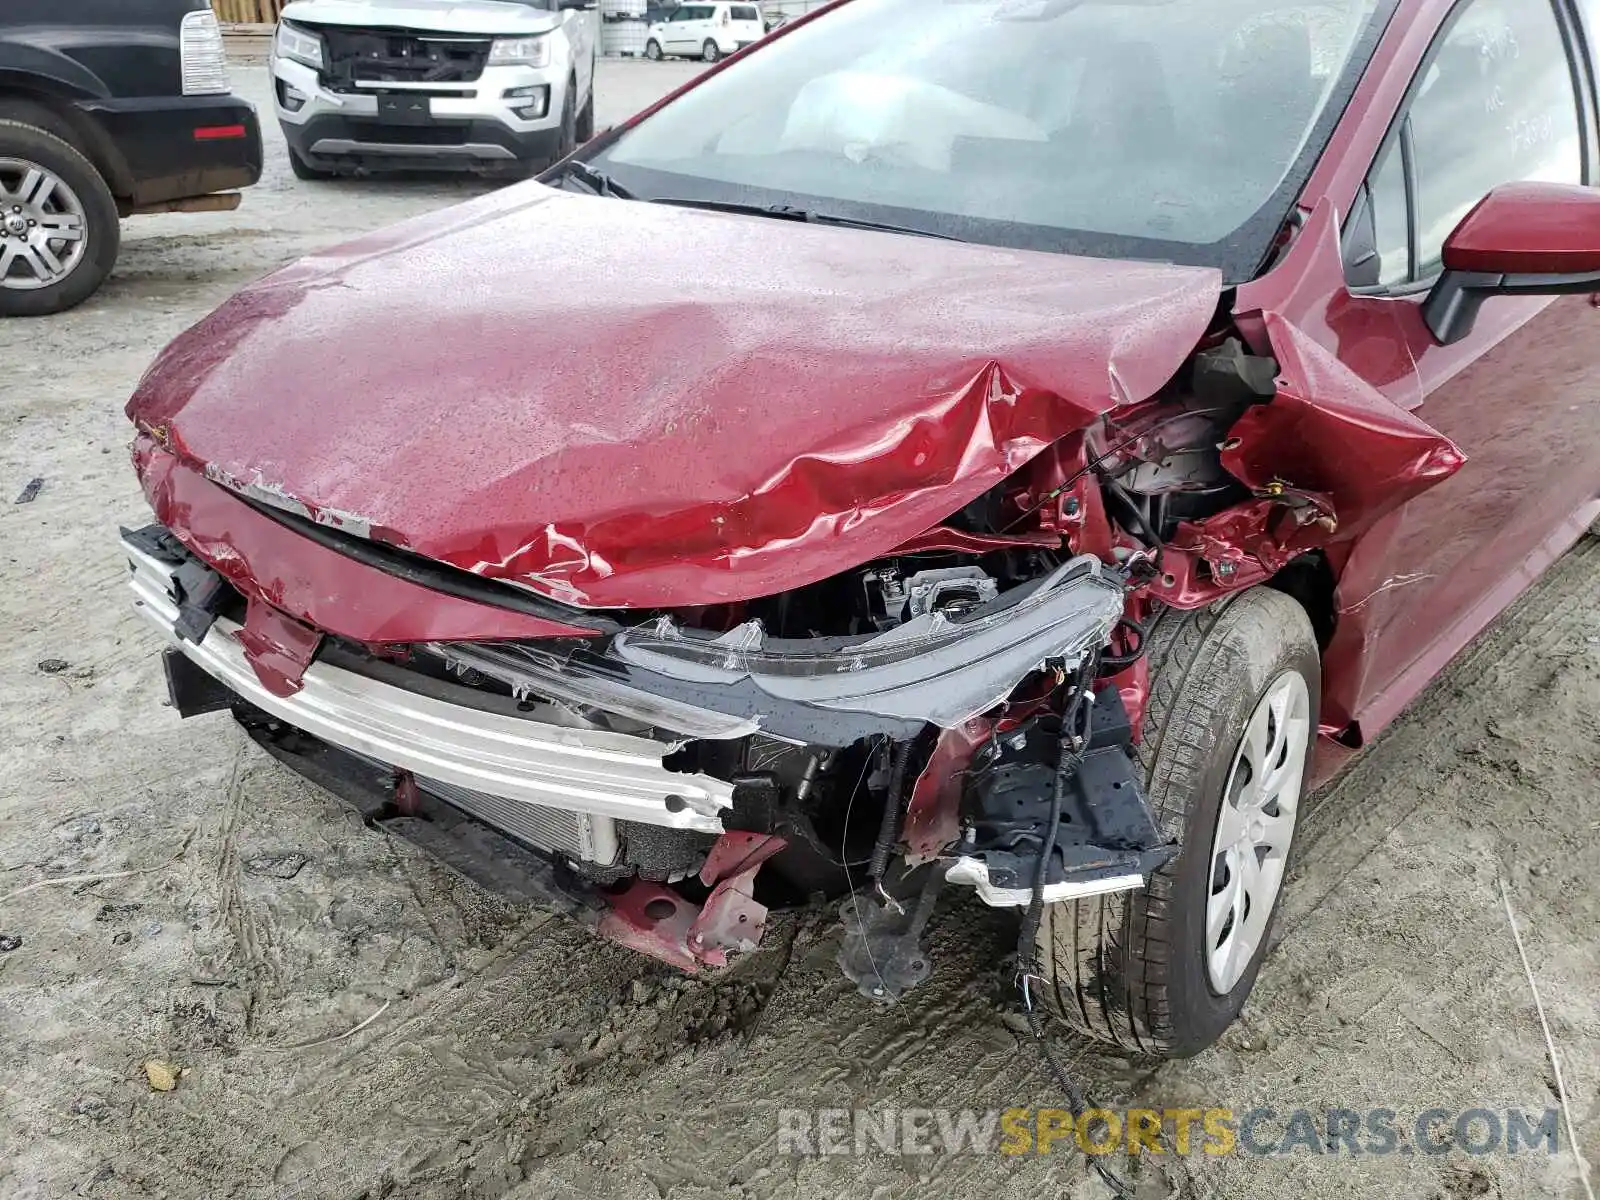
[1425,182,1600,344]
[1442,182,1600,275]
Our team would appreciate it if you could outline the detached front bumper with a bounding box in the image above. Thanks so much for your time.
[125,525,797,971]
[124,529,732,837]
[121,437,1167,966]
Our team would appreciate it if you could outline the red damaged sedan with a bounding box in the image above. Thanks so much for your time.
[122,0,1600,1056]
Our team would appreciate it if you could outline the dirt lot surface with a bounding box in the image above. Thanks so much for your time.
[3,50,1599,1200]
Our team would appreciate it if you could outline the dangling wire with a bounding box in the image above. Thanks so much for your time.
[1011,650,1136,1199]
[868,739,915,913]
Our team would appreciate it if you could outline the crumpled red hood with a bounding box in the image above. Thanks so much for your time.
[127,185,1221,607]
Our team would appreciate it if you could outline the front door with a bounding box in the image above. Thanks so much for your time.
[1336,0,1600,729]
[667,6,707,52]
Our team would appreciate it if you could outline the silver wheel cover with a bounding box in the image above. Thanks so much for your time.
[0,158,89,291]
[1205,668,1311,993]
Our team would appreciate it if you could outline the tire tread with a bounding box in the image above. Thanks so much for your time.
[0,118,120,316]
[1041,589,1312,1056]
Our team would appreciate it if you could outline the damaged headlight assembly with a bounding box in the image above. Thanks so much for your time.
[608,556,1127,729]
[601,554,1173,921]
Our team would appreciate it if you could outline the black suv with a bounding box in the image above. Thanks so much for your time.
[1,0,263,315]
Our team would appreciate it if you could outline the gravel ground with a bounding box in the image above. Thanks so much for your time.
[3,51,1599,1200]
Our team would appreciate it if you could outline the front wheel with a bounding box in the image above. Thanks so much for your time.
[702,39,721,62]
[0,120,119,317]
[287,144,335,181]
[1037,587,1320,1057]
[645,39,663,60]
[575,86,595,145]
[554,81,578,163]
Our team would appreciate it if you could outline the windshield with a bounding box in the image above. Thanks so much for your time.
[591,0,1396,281]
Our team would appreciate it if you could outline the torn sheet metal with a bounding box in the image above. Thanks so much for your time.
[125,185,1221,609]
[133,437,596,645]
[1221,311,1465,535]
[1153,308,1464,605]
[608,557,1125,728]
[236,600,322,697]
[595,832,785,970]
[903,719,991,863]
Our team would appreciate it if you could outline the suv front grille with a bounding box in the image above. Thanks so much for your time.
[312,25,492,88]
[342,119,469,146]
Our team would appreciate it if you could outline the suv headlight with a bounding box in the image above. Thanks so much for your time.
[274,20,325,70]
[488,35,552,67]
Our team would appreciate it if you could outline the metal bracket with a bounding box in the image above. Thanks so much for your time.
[836,866,942,1001]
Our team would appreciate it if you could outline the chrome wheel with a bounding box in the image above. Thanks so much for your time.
[0,158,88,291]
[1205,668,1310,993]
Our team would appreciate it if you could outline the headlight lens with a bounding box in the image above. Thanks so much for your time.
[489,36,552,67]
[274,20,325,70]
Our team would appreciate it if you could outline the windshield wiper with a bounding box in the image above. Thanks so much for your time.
[556,171,959,242]
[650,197,960,241]
[558,160,636,200]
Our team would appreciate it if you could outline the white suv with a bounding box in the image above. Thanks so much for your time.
[644,3,764,62]
[270,0,598,179]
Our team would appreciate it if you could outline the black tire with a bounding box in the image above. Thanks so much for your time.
[509,83,579,182]
[0,98,79,146]
[645,39,664,60]
[1038,587,1320,1057]
[0,119,119,317]
[702,39,721,62]
[554,80,578,163]
[576,83,596,144]
[287,144,335,181]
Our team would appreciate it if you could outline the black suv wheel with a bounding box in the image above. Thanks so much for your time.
[0,119,120,316]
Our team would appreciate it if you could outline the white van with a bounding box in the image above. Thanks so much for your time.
[644,2,764,62]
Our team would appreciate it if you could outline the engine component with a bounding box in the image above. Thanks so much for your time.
[904,567,999,619]
[948,690,1176,907]
[860,565,998,630]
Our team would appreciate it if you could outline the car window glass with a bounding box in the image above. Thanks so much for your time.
[1365,138,1411,285]
[732,5,760,20]
[600,0,1389,271]
[1408,0,1582,276]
